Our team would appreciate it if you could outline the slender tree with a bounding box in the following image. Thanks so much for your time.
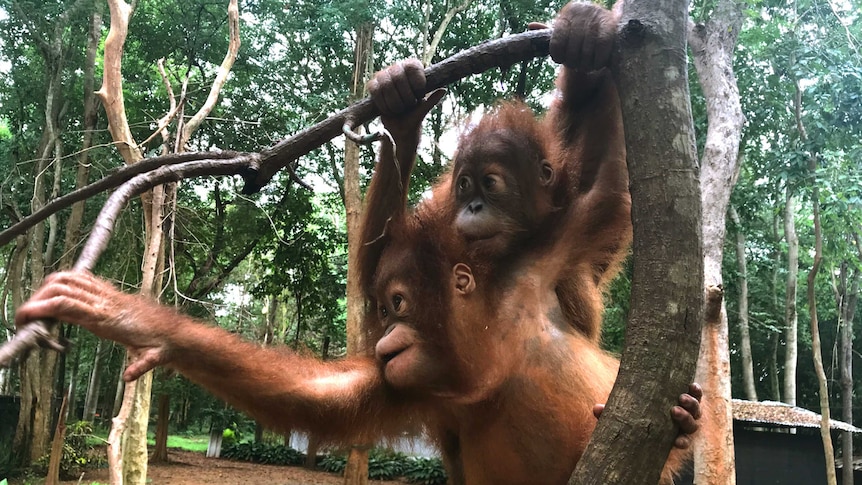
[729,204,757,401]
[341,13,374,485]
[783,188,799,406]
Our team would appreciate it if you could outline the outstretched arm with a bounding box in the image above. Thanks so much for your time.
[16,271,409,443]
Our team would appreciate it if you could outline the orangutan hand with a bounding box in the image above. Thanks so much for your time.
[16,271,184,381]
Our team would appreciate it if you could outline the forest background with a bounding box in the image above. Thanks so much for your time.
[0,0,860,481]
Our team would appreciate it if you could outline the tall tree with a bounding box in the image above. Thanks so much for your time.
[688,0,746,481]
[95,0,240,480]
[342,15,374,485]
[783,188,799,405]
[835,253,860,485]
[9,0,90,466]
[729,204,757,401]
[794,42,836,484]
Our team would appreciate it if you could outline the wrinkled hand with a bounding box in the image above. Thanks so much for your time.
[592,383,703,450]
[538,2,618,72]
[16,271,178,381]
[367,59,446,144]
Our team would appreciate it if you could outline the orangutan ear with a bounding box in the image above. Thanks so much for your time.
[453,263,476,295]
[539,160,555,187]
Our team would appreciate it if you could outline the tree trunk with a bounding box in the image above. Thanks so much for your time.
[570,0,704,482]
[45,392,69,485]
[254,422,264,443]
[264,295,277,345]
[150,393,170,462]
[688,2,745,482]
[768,212,782,402]
[59,7,103,271]
[14,31,68,460]
[837,261,858,485]
[729,205,756,401]
[65,327,81,421]
[783,188,799,406]
[806,171,835,485]
[109,180,166,483]
[83,339,110,422]
[342,19,374,485]
[15,146,61,468]
[794,60,836,481]
[111,352,126,418]
[305,436,321,469]
[95,0,240,480]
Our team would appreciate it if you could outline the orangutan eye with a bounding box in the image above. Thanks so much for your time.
[380,306,388,318]
[392,294,403,311]
[458,176,472,192]
[483,174,504,192]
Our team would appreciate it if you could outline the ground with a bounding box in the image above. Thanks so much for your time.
[38,449,404,485]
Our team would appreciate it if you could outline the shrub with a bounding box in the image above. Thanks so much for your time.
[32,421,104,480]
[221,442,304,466]
[318,453,347,474]
[404,457,447,485]
[367,449,410,480]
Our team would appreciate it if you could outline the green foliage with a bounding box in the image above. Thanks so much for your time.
[319,449,445,482]
[0,119,10,140]
[31,421,105,480]
[318,453,347,473]
[366,449,409,480]
[403,457,448,485]
[221,442,305,466]
[222,428,238,444]
[146,434,210,453]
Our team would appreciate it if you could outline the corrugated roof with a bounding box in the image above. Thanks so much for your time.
[733,399,862,433]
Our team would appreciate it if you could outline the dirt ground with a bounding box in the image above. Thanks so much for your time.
[50,449,405,485]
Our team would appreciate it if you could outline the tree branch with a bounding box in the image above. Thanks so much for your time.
[0,28,553,365]
[242,28,552,193]
[0,29,552,248]
[97,0,143,165]
[179,0,241,149]
[0,154,258,366]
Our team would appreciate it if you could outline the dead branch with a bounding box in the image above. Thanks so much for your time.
[0,28,552,366]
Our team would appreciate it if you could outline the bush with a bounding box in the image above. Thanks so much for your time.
[225,441,445,484]
[32,421,105,480]
[404,457,447,485]
[367,449,409,480]
[221,442,304,466]
[318,453,347,474]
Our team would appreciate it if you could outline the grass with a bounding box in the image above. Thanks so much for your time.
[146,434,210,453]
[83,426,211,453]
